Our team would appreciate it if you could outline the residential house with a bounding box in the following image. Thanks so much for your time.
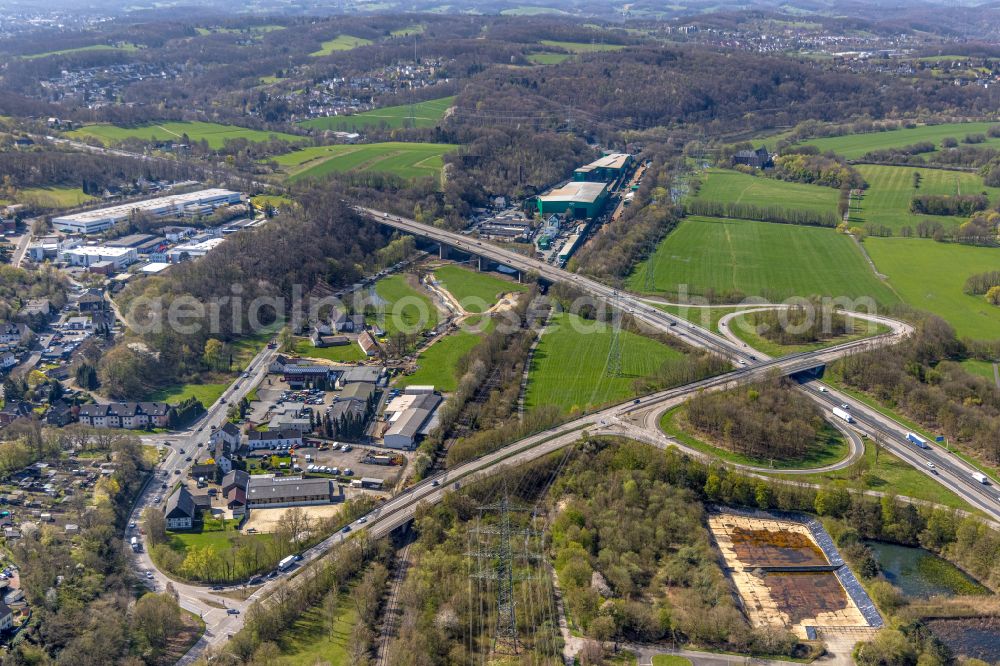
[164,487,196,530]
[732,146,773,169]
[246,429,302,450]
[0,401,33,427]
[0,323,32,347]
[211,422,241,449]
[77,292,107,313]
[332,311,365,333]
[0,352,16,371]
[45,400,75,427]
[190,462,217,481]
[222,470,250,510]
[0,600,13,632]
[77,402,170,429]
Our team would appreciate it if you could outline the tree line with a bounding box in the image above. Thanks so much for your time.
[686,199,840,227]
[909,193,990,216]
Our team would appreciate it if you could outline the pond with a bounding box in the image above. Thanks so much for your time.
[866,541,989,598]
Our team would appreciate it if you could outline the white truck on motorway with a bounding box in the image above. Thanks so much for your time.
[832,407,853,423]
[130,536,141,553]
[277,555,297,571]
[972,472,989,484]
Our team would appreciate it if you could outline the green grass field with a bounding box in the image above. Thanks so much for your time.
[396,329,481,392]
[21,42,141,60]
[660,406,850,470]
[527,52,572,64]
[67,121,301,149]
[371,274,439,335]
[961,359,998,384]
[652,657,693,666]
[865,237,1000,339]
[272,142,456,182]
[525,312,685,413]
[539,39,626,52]
[775,440,972,511]
[17,186,96,209]
[310,35,373,56]
[298,96,454,132]
[291,338,367,363]
[167,517,269,556]
[629,216,899,305]
[150,382,228,407]
[798,122,1000,160]
[390,24,425,36]
[852,164,1000,232]
[250,194,295,209]
[434,264,526,314]
[693,167,839,215]
[276,592,357,665]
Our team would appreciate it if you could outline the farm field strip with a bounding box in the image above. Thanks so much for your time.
[273,142,456,181]
[693,167,839,214]
[524,312,683,413]
[628,216,899,305]
[67,121,301,149]
[298,96,454,131]
[852,164,1000,231]
[798,121,1000,159]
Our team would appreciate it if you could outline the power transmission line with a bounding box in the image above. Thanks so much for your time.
[468,493,541,656]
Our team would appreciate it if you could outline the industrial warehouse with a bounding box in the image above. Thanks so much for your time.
[51,188,244,234]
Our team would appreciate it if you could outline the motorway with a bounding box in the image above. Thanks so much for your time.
[126,206,1000,663]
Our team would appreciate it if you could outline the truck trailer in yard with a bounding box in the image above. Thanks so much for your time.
[906,432,929,449]
[832,407,853,423]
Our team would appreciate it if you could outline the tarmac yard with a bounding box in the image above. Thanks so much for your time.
[709,513,870,637]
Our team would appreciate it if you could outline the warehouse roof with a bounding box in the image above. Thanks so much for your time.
[576,153,630,172]
[247,475,332,501]
[52,189,241,224]
[538,181,607,204]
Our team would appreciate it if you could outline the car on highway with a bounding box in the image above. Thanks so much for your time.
[926,462,938,474]
[227,608,240,615]
[818,387,829,393]
[342,525,351,533]
[840,403,850,410]
[431,480,440,487]
[242,372,250,378]
[356,517,367,524]
[185,456,192,462]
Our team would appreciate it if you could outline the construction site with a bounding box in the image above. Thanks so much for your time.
[708,508,882,639]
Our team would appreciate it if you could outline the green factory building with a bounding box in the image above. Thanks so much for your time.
[573,153,632,183]
[536,181,609,218]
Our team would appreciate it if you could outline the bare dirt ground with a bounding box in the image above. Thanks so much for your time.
[241,504,345,534]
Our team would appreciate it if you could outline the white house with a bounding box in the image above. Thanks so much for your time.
[0,601,13,632]
[164,487,196,530]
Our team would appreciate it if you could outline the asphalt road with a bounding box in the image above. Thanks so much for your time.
[126,207,998,663]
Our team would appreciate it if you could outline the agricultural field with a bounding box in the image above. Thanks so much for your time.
[501,5,570,15]
[433,264,526,314]
[310,35,373,56]
[693,167,839,215]
[797,121,1000,159]
[629,216,899,305]
[291,339,366,363]
[272,142,456,182]
[390,24,425,36]
[852,164,1000,231]
[298,96,454,132]
[524,312,684,413]
[865,237,1000,339]
[67,121,301,149]
[527,52,572,64]
[250,193,295,209]
[396,329,481,392]
[370,274,439,335]
[21,42,141,59]
[17,186,95,209]
[539,39,626,52]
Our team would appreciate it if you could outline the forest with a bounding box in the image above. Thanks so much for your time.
[684,377,830,462]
